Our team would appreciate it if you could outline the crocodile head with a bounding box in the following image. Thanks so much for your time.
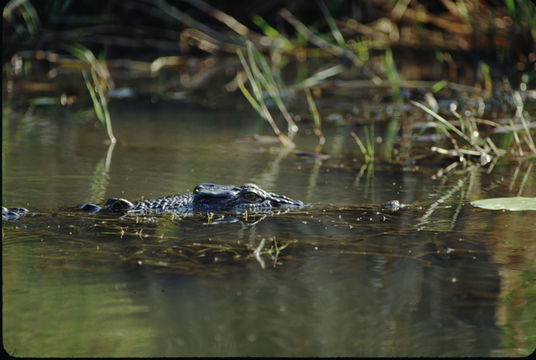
[192,183,304,212]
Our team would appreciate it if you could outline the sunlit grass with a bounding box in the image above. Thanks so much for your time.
[252,14,294,51]
[411,100,491,163]
[3,0,534,166]
[505,0,536,38]
[68,44,116,144]
[3,0,40,38]
[351,126,375,164]
[384,48,402,102]
[304,87,325,145]
[279,6,360,67]
[236,41,296,147]
[410,96,535,164]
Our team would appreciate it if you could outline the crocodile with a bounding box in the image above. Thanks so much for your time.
[2,183,306,221]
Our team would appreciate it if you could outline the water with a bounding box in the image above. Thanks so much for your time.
[2,100,535,356]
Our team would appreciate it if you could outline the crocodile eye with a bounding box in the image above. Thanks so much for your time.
[193,187,200,194]
[244,192,258,201]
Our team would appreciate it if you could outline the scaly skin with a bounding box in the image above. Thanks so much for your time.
[112,183,305,215]
[3,183,305,220]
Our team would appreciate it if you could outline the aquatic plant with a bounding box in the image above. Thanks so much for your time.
[3,0,40,38]
[351,125,375,164]
[411,93,535,165]
[411,100,492,164]
[236,41,296,147]
[383,48,402,102]
[67,44,116,144]
[304,87,325,145]
[3,0,534,164]
[504,0,536,38]
[279,7,360,68]
[253,237,291,269]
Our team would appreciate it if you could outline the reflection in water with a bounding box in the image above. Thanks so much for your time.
[88,141,116,204]
[2,202,519,356]
[113,252,500,357]
[2,102,535,356]
[251,147,292,191]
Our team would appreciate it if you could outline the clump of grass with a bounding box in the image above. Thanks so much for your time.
[383,48,402,102]
[504,0,536,37]
[3,0,40,38]
[411,100,496,164]
[279,6,360,68]
[252,14,294,52]
[297,64,345,88]
[304,87,325,145]
[351,125,375,164]
[236,41,296,147]
[316,0,347,50]
[479,62,492,97]
[512,90,536,155]
[68,44,116,144]
[410,100,491,160]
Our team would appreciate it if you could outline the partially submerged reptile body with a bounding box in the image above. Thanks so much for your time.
[2,183,306,221]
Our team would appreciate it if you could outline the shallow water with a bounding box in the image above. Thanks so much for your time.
[2,100,535,356]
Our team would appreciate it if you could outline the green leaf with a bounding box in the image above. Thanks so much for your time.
[471,197,536,211]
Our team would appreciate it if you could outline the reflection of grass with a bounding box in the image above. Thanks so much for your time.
[497,246,536,355]
[88,157,110,204]
[353,161,374,199]
[253,237,292,269]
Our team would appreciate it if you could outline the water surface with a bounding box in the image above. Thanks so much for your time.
[3,100,535,356]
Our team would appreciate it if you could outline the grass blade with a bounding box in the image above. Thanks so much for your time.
[305,87,325,144]
[411,100,484,152]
